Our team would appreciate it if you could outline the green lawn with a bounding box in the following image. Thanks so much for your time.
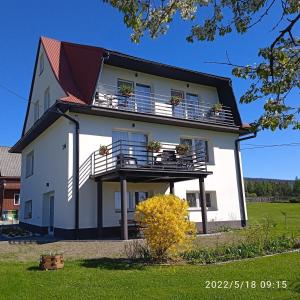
[0,202,299,299]
[247,202,300,236]
[0,253,299,300]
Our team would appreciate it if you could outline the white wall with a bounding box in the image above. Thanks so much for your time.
[24,44,66,133]
[20,60,243,231]
[69,113,242,229]
[20,117,74,229]
[97,65,219,105]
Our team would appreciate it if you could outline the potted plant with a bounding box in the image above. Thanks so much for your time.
[119,85,133,97]
[169,95,182,106]
[39,252,64,270]
[211,103,223,116]
[175,144,190,155]
[147,141,161,153]
[99,145,109,156]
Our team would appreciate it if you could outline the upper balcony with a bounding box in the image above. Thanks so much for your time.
[93,84,235,127]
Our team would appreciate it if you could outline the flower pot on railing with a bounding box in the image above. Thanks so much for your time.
[147,141,161,153]
[169,96,182,106]
[175,144,190,156]
[39,253,64,270]
[119,85,133,97]
[211,103,223,116]
[99,145,109,156]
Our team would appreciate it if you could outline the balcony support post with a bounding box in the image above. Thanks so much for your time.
[199,177,208,234]
[169,181,174,195]
[120,175,128,240]
[97,180,103,238]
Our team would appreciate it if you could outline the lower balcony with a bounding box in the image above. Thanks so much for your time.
[90,140,209,181]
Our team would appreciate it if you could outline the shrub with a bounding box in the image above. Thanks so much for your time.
[181,235,299,264]
[135,194,196,260]
[289,198,300,203]
[123,240,151,261]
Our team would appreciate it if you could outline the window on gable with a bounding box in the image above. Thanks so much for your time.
[33,101,39,122]
[39,53,44,75]
[26,151,34,177]
[186,191,217,210]
[14,194,20,206]
[24,200,32,219]
[44,87,50,112]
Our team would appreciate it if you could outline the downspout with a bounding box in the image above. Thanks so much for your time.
[52,106,80,239]
[235,131,257,227]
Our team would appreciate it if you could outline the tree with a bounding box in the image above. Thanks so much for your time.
[293,176,300,195]
[104,0,300,131]
[135,194,196,260]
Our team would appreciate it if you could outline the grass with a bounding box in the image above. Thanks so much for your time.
[0,202,299,299]
[247,202,300,236]
[0,253,299,300]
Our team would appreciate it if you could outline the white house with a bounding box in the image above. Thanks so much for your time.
[11,37,254,239]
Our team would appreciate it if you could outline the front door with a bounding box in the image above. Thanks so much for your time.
[49,194,54,235]
[43,192,55,235]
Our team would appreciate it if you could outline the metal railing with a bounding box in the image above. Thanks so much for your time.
[93,84,235,126]
[91,140,207,176]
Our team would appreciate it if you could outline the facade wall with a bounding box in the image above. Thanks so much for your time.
[20,118,72,229]
[69,113,243,229]
[98,64,219,105]
[24,44,66,133]
[20,62,245,234]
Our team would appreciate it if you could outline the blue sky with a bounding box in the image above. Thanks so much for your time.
[0,1,299,179]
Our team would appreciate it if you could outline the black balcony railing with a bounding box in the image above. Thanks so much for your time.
[93,84,236,126]
[91,140,207,176]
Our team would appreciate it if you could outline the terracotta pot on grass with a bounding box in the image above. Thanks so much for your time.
[39,254,64,270]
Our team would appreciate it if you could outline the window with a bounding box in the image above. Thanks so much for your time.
[112,131,148,165]
[33,101,39,122]
[171,89,185,118]
[14,194,20,205]
[26,151,34,177]
[39,52,44,75]
[180,138,210,163]
[24,200,32,219]
[44,87,50,112]
[135,83,152,113]
[115,191,148,212]
[186,191,217,210]
[186,93,200,120]
[117,79,134,109]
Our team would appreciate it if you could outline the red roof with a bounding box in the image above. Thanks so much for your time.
[41,37,105,105]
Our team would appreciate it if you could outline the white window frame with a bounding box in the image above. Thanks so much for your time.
[33,100,39,122]
[14,194,20,206]
[186,191,217,211]
[180,136,213,164]
[44,87,50,112]
[25,151,34,178]
[24,200,32,219]
[115,191,149,212]
[39,52,44,75]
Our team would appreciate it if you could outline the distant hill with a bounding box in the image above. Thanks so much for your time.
[244,177,295,187]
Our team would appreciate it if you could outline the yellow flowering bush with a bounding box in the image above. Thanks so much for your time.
[135,194,196,260]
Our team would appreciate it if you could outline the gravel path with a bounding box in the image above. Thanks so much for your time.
[0,239,127,262]
[0,231,240,262]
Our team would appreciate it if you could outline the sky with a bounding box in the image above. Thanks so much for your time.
[0,0,299,180]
